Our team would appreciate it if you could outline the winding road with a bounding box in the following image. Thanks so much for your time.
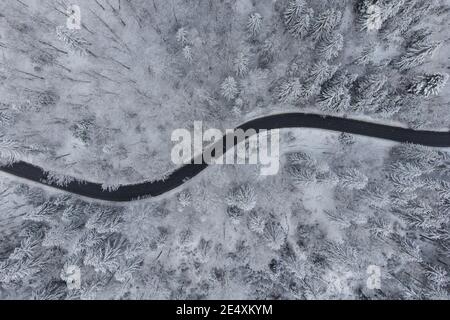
[1,113,449,202]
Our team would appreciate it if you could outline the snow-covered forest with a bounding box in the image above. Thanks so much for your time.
[0,0,449,300]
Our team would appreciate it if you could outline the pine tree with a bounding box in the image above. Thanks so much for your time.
[357,1,383,31]
[234,52,249,78]
[354,43,374,65]
[284,0,306,25]
[176,27,189,46]
[83,235,128,273]
[221,76,239,101]
[318,72,355,113]
[394,40,441,71]
[0,111,13,127]
[284,0,313,39]
[277,77,304,103]
[337,133,355,149]
[0,138,23,165]
[351,73,388,112]
[177,190,192,211]
[247,13,263,38]
[258,39,274,68]
[310,9,342,40]
[262,219,285,250]
[226,184,257,212]
[247,210,266,234]
[288,164,317,184]
[408,73,449,97]
[316,32,344,61]
[337,168,368,190]
[391,143,442,170]
[308,61,339,86]
[55,26,88,55]
[182,45,193,64]
[86,206,124,234]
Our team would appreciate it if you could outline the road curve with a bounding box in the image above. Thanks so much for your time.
[1,113,449,202]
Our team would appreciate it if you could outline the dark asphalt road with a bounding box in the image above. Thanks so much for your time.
[1,113,449,202]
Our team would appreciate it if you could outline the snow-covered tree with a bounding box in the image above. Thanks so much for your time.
[351,73,388,112]
[308,61,339,87]
[86,207,124,234]
[316,32,344,61]
[283,0,313,39]
[247,13,263,38]
[338,168,368,190]
[234,52,249,78]
[394,40,441,71]
[226,184,257,212]
[356,1,383,31]
[56,26,88,55]
[408,73,449,97]
[276,77,304,103]
[247,210,266,234]
[258,39,274,68]
[338,132,356,146]
[318,72,355,113]
[83,235,128,273]
[0,138,23,165]
[177,190,192,210]
[221,76,239,101]
[354,43,374,65]
[310,9,342,40]
[176,27,189,46]
[391,143,442,171]
[182,45,193,64]
[262,219,286,250]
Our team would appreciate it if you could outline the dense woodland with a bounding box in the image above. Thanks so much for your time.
[0,0,449,299]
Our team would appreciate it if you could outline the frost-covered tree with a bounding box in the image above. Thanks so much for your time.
[262,219,286,250]
[234,52,249,78]
[0,111,13,127]
[258,39,274,68]
[55,26,89,55]
[391,143,442,170]
[394,40,441,71]
[83,235,128,273]
[247,210,266,234]
[177,190,192,211]
[337,168,368,190]
[0,138,23,165]
[283,0,313,39]
[318,71,355,113]
[86,207,124,234]
[182,45,193,64]
[288,164,317,184]
[308,61,339,87]
[338,132,356,146]
[408,73,449,97]
[388,162,424,193]
[354,43,374,65]
[356,1,383,31]
[227,205,244,220]
[276,77,304,103]
[226,184,257,212]
[316,32,344,61]
[176,27,189,46]
[351,73,388,112]
[247,13,263,38]
[310,9,342,40]
[221,76,239,101]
